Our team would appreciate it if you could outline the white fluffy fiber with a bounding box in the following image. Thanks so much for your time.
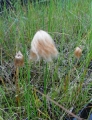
[30,30,58,61]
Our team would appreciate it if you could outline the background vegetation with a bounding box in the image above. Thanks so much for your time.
[0,0,92,120]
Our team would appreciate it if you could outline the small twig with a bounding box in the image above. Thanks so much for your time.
[37,109,51,119]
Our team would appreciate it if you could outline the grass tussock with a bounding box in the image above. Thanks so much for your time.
[0,0,92,120]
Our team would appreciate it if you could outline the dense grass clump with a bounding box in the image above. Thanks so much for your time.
[0,0,92,120]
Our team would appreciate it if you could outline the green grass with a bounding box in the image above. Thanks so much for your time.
[0,0,92,119]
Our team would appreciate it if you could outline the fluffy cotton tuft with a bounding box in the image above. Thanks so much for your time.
[30,30,58,61]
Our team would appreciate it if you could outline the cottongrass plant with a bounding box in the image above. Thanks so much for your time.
[14,51,24,106]
[29,30,59,117]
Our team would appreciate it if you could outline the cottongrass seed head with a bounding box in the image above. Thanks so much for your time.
[74,47,82,59]
[15,51,24,67]
[30,30,58,61]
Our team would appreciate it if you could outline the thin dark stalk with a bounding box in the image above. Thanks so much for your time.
[15,67,20,107]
